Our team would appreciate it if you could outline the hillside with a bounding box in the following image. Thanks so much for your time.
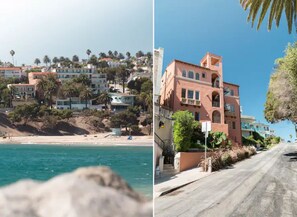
[0,113,150,137]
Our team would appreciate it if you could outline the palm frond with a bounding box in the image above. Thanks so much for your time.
[240,0,297,33]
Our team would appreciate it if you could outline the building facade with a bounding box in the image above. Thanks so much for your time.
[7,84,35,99]
[54,97,104,110]
[154,48,164,96]
[160,52,242,145]
[241,115,274,138]
[53,68,108,94]
[28,72,57,86]
[109,93,135,112]
[0,67,24,79]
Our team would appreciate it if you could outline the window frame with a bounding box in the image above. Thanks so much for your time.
[181,88,186,98]
[195,91,200,100]
[232,121,236,129]
[182,70,187,77]
[195,72,200,80]
[187,89,194,99]
[188,70,194,79]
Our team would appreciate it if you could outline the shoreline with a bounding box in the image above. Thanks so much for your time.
[0,134,153,147]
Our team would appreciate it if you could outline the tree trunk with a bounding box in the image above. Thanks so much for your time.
[50,94,53,109]
[69,97,72,110]
[122,80,125,93]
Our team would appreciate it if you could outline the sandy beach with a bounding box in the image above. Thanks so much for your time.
[0,134,153,146]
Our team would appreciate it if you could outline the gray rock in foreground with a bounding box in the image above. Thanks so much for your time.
[0,166,152,217]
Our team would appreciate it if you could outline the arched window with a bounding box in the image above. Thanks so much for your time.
[212,91,220,107]
[195,73,200,80]
[211,73,220,88]
[182,70,187,77]
[188,71,194,79]
[212,111,221,123]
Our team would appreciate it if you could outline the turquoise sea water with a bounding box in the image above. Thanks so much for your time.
[0,144,153,198]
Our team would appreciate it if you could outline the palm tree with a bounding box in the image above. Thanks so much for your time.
[145,92,153,113]
[72,55,79,63]
[113,50,118,58]
[52,57,59,64]
[34,58,41,66]
[99,52,107,59]
[97,92,112,110]
[62,81,78,110]
[10,50,15,65]
[118,53,125,59]
[36,75,59,108]
[79,86,93,109]
[7,85,16,108]
[86,49,92,60]
[240,0,297,34]
[108,50,113,58]
[136,50,144,58]
[43,55,51,67]
[36,78,48,103]
[126,52,131,59]
[116,67,130,93]
[59,56,65,63]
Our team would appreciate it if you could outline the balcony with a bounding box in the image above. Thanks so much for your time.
[188,99,194,105]
[181,98,201,107]
[225,111,236,118]
[241,124,256,131]
[224,104,231,111]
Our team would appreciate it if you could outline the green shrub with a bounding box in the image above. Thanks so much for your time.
[130,125,141,134]
[172,111,198,152]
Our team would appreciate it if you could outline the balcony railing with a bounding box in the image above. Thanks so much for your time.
[212,82,220,88]
[225,111,236,117]
[188,99,194,105]
[181,98,201,107]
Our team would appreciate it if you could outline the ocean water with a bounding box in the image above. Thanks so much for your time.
[0,144,153,198]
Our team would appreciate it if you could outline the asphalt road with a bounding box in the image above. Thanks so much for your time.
[155,143,297,217]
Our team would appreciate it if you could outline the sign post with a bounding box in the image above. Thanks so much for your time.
[202,121,211,172]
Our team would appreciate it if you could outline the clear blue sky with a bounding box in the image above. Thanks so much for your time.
[155,0,297,141]
[0,0,152,65]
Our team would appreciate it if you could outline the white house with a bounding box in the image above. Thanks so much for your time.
[109,93,135,112]
[0,67,24,79]
[53,67,108,94]
[55,97,104,110]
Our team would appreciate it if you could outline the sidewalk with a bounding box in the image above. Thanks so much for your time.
[154,167,213,198]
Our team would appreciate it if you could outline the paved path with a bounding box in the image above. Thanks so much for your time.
[155,143,296,217]
[154,168,211,198]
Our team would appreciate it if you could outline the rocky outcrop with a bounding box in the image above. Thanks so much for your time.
[0,166,152,217]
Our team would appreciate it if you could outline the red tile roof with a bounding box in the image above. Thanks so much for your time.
[0,67,22,71]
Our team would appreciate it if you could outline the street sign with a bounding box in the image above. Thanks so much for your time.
[202,121,211,133]
[201,121,211,172]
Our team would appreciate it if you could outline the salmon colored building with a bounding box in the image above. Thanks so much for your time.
[160,52,242,145]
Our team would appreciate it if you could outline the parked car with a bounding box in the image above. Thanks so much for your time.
[287,140,291,143]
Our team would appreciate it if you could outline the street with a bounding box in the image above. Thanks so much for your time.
[155,143,297,217]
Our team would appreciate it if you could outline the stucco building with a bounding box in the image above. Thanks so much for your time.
[241,115,274,138]
[109,93,135,112]
[160,52,242,145]
[53,68,108,94]
[0,67,24,79]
